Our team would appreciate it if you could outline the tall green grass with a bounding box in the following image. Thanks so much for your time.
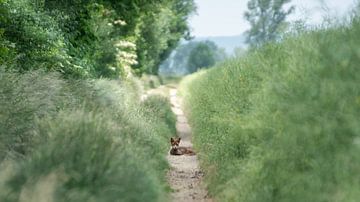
[180,17,360,202]
[0,69,176,202]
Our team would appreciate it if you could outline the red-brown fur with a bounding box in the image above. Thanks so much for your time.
[170,137,195,155]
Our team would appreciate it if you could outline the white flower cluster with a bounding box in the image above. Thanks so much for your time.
[117,51,137,59]
[113,19,126,26]
[115,40,136,49]
[114,39,138,77]
[116,51,138,66]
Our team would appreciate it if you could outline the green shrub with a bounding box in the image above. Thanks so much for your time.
[141,95,177,136]
[0,70,174,202]
[0,70,65,159]
[140,75,163,90]
[181,17,360,202]
[0,0,195,77]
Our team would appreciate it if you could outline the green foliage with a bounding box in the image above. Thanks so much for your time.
[0,0,195,77]
[0,70,64,159]
[180,17,360,202]
[140,74,164,90]
[187,40,225,73]
[0,0,190,200]
[245,0,294,47]
[160,42,198,75]
[135,7,176,74]
[134,0,196,75]
[160,40,226,75]
[141,95,177,136]
[0,0,74,74]
[0,69,175,201]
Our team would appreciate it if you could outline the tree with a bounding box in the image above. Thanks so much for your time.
[159,40,226,75]
[0,0,195,77]
[244,0,294,47]
[187,40,225,73]
[135,0,196,75]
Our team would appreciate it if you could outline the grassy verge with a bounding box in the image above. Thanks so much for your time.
[140,74,164,90]
[180,18,360,201]
[140,74,183,91]
[160,76,183,88]
[0,70,176,202]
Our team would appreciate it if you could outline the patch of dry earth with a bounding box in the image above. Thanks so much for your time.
[166,89,212,202]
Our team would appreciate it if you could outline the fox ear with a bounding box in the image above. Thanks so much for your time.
[170,137,174,142]
[177,137,181,142]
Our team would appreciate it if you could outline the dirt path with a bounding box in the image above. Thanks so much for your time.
[166,89,212,202]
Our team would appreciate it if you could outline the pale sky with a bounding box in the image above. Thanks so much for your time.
[189,0,357,37]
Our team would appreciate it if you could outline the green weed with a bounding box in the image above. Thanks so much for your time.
[181,17,360,202]
[0,70,174,202]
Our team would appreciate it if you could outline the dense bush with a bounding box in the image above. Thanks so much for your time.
[180,17,360,202]
[0,0,70,73]
[0,0,190,200]
[141,95,177,136]
[0,0,195,77]
[0,69,175,202]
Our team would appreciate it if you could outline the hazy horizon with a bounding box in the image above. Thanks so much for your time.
[189,0,357,37]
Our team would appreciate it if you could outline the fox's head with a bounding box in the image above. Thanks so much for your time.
[170,137,181,150]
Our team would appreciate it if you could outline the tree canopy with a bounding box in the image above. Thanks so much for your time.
[0,0,196,78]
[159,40,226,75]
[244,0,294,47]
[187,41,225,73]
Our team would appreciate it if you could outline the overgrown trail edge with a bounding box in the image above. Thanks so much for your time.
[166,89,212,202]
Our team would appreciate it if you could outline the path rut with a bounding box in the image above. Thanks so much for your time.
[166,89,212,202]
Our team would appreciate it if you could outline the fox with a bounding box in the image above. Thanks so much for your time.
[170,137,196,155]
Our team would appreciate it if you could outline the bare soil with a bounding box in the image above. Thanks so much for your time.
[142,86,212,202]
[166,89,212,202]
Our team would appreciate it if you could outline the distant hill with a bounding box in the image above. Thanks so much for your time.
[192,34,247,54]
